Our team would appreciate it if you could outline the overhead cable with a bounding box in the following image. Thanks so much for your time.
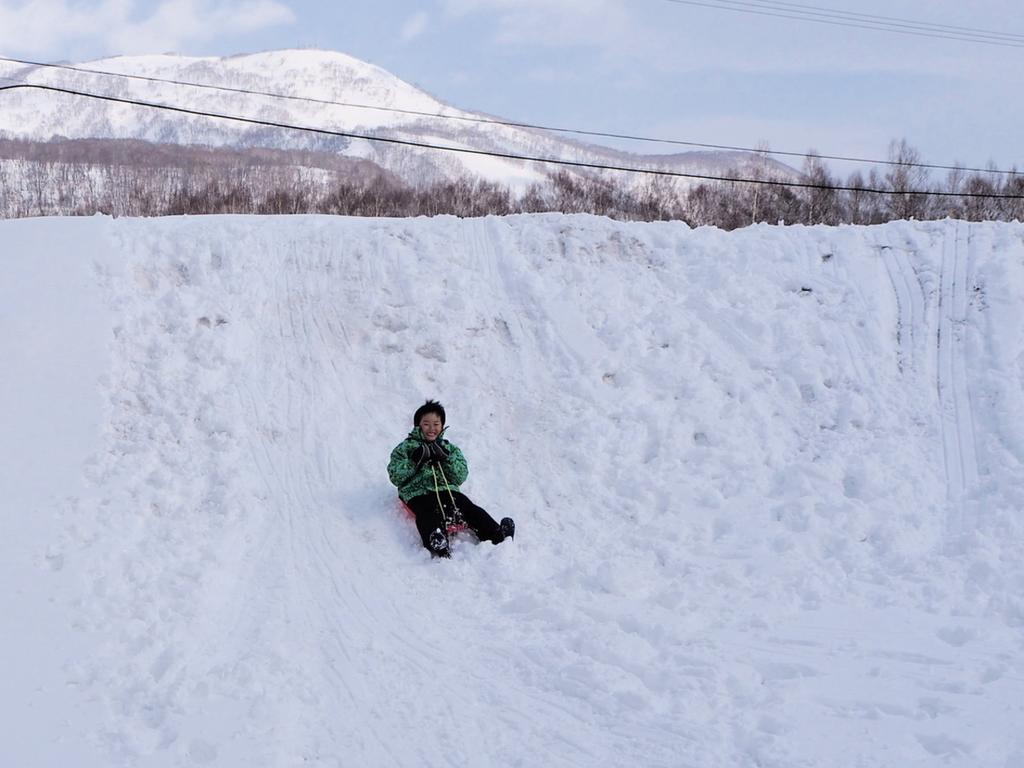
[662,0,1024,47]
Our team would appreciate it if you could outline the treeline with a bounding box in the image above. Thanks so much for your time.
[1,138,1021,227]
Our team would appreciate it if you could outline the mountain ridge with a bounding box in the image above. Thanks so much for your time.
[0,48,796,189]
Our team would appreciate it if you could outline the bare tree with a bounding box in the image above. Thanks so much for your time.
[961,169,1001,222]
[635,175,679,221]
[4,134,1021,227]
[744,141,773,225]
[800,152,840,225]
[884,139,932,220]
[999,172,1024,222]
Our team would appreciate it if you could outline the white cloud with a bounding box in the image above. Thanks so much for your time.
[400,11,429,42]
[0,0,295,58]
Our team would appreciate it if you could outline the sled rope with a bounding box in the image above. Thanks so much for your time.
[430,463,446,523]
[430,461,462,525]
[435,462,460,515]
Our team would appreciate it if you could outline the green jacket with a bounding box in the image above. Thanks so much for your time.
[388,427,469,502]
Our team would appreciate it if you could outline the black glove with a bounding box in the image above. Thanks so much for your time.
[427,441,450,462]
[411,441,448,470]
[411,444,429,469]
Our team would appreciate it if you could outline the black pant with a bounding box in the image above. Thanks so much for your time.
[406,491,503,548]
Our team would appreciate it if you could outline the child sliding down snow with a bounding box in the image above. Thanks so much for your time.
[388,400,514,558]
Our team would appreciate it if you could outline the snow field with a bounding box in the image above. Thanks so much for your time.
[3,214,1024,767]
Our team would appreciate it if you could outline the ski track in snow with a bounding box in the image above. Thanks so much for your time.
[877,220,986,544]
[7,215,1024,768]
[936,221,981,537]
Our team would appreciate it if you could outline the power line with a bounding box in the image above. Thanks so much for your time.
[1,81,1020,200]
[662,0,1024,47]
[731,0,1024,42]
[0,53,1019,178]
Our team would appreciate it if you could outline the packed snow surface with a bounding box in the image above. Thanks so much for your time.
[3,214,1024,768]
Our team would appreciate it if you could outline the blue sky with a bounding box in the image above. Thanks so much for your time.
[1,0,1021,177]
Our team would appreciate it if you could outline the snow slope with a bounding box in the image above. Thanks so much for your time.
[3,214,1024,767]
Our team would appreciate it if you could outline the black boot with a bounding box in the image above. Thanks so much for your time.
[499,517,515,542]
[428,528,451,558]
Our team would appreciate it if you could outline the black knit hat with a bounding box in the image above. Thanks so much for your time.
[413,399,446,427]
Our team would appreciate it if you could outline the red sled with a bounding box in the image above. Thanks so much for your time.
[399,498,468,536]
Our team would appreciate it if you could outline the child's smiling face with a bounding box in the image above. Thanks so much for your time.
[418,413,443,442]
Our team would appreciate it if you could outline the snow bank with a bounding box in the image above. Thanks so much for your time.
[3,213,1023,767]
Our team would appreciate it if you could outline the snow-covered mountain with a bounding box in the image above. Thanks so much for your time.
[0,49,794,189]
[3,213,1023,767]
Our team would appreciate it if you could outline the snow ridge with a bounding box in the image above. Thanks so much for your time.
[4,214,1024,768]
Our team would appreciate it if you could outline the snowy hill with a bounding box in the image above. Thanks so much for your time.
[0,49,794,189]
[3,214,1024,767]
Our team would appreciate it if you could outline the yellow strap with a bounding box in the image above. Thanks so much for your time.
[428,460,461,526]
[434,462,461,514]
[430,464,445,522]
